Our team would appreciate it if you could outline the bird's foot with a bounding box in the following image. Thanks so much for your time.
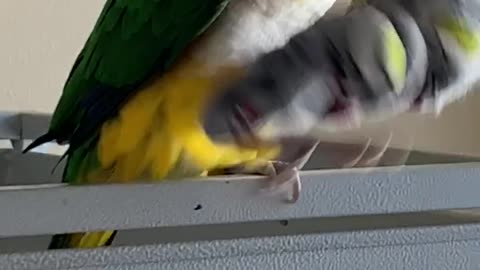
[218,138,318,203]
[254,138,319,203]
[259,160,302,203]
[343,131,393,168]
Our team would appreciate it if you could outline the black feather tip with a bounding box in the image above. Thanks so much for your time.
[22,133,56,154]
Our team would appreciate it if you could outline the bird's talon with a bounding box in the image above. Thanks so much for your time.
[262,166,301,203]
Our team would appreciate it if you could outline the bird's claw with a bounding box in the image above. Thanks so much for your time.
[221,138,318,204]
[260,161,301,203]
[343,131,393,168]
[259,138,319,203]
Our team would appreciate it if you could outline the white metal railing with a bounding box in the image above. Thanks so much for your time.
[2,162,480,237]
[1,112,480,270]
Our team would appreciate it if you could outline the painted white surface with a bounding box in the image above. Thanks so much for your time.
[2,225,480,270]
[0,0,479,155]
[1,162,480,236]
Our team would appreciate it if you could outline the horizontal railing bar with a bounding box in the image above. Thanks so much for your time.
[1,208,480,254]
[2,223,480,270]
[0,162,480,237]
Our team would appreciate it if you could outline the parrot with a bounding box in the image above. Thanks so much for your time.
[23,0,338,250]
[24,0,480,250]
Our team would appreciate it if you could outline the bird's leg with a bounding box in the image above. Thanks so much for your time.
[350,131,393,168]
[260,138,320,203]
[341,130,394,169]
[219,138,319,203]
[342,137,373,168]
[359,131,393,167]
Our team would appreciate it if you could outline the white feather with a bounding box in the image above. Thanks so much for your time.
[192,0,337,70]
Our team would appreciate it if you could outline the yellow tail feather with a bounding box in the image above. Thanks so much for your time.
[69,231,116,248]
[49,231,116,249]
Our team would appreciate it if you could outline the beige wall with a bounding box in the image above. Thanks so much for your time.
[1,0,479,156]
[0,0,104,112]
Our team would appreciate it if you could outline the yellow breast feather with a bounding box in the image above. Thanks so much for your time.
[96,55,278,183]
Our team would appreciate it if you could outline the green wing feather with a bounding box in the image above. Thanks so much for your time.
[24,0,231,183]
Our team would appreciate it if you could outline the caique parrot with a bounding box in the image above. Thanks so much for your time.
[25,0,480,249]
[24,0,338,249]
